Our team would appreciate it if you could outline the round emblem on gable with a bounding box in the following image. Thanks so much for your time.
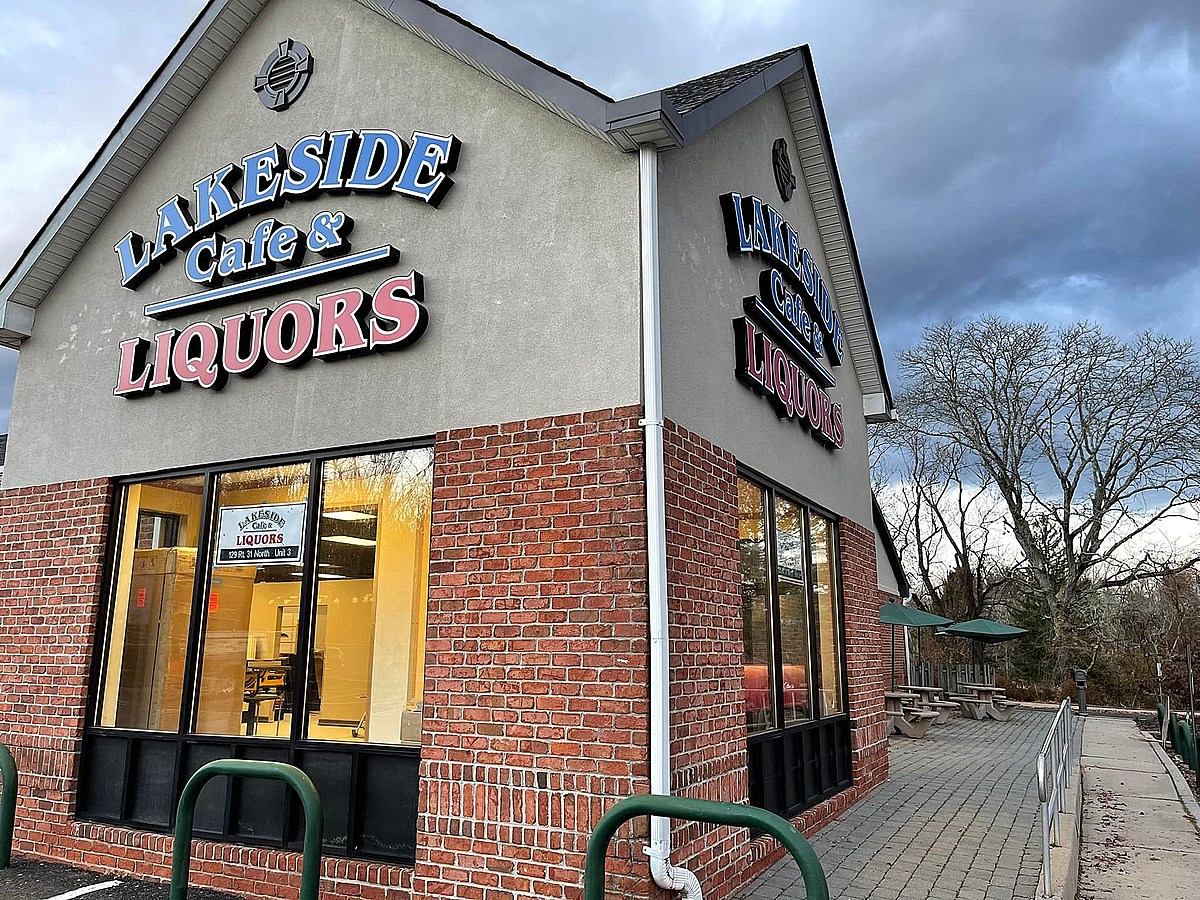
[772,137,796,202]
[254,39,314,111]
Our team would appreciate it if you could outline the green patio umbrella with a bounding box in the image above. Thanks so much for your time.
[937,618,1028,643]
[879,603,953,689]
[937,617,1028,672]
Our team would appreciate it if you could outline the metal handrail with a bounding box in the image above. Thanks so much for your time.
[583,794,829,900]
[171,760,323,900]
[1035,698,1077,898]
[0,742,16,869]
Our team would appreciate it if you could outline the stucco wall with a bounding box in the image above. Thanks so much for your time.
[6,0,641,488]
[658,85,875,531]
[876,528,902,595]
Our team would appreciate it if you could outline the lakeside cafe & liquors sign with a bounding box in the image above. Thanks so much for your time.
[720,191,847,450]
[112,128,460,397]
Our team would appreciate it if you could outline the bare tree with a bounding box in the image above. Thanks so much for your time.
[871,415,1008,621]
[900,318,1200,673]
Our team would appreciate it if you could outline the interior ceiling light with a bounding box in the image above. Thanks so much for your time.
[319,573,348,579]
[321,535,377,547]
[322,510,377,521]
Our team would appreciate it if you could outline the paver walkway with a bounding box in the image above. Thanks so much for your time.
[1078,716,1200,900]
[0,856,238,900]
[738,709,1054,900]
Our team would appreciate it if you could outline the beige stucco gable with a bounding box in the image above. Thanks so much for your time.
[4,0,642,487]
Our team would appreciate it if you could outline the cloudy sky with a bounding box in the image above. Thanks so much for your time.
[0,0,1196,432]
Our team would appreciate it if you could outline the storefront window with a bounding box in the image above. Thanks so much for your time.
[812,513,843,715]
[98,476,205,731]
[194,463,310,737]
[775,498,811,724]
[739,479,774,733]
[737,475,845,733]
[306,449,433,744]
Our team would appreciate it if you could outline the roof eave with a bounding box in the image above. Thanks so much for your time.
[0,300,34,350]
[605,91,685,150]
[798,46,894,410]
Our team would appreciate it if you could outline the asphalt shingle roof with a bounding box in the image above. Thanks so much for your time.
[663,47,800,115]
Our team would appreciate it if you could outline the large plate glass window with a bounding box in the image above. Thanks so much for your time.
[195,463,309,737]
[737,474,849,818]
[774,497,811,724]
[738,479,774,733]
[811,512,843,716]
[307,449,433,744]
[97,475,205,731]
[736,476,846,729]
[84,444,434,863]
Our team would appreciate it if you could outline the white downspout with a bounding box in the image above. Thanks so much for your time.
[638,142,703,900]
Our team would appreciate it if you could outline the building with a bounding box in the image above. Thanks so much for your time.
[0,1,900,898]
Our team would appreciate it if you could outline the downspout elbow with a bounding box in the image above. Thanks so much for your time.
[648,846,704,900]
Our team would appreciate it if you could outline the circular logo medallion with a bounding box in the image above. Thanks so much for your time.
[772,137,797,202]
[254,38,314,112]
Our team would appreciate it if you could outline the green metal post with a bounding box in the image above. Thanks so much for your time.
[171,760,322,900]
[583,794,829,900]
[0,742,16,869]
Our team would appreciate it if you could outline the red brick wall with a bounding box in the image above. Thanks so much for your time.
[661,421,745,888]
[0,479,420,899]
[0,478,112,834]
[412,406,651,900]
[659,422,888,900]
[841,520,890,791]
[0,411,888,900]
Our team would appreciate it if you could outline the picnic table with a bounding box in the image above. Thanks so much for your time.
[899,684,959,723]
[883,692,937,738]
[955,683,1017,721]
[899,684,944,702]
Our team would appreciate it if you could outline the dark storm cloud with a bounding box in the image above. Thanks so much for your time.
[0,0,1196,432]
[452,0,1200,358]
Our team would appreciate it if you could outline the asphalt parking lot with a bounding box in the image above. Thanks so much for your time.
[0,857,238,900]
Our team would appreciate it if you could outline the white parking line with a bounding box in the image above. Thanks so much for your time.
[44,881,122,900]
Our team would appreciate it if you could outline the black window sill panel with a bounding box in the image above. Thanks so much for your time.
[77,731,420,865]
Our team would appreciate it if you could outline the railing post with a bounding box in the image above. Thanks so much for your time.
[584,795,829,900]
[171,760,323,900]
[0,742,16,869]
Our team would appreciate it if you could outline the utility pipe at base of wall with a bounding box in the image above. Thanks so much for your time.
[638,142,703,900]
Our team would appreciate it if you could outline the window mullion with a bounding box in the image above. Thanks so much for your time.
[179,471,218,737]
[803,506,822,719]
[290,457,325,745]
[765,488,786,732]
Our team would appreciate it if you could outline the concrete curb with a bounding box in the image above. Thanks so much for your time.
[1145,730,1200,827]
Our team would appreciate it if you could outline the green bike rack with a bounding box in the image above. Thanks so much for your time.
[584,795,829,900]
[171,760,322,900]
[0,741,16,869]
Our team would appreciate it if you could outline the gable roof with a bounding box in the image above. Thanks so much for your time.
[0,0,892,413]
[664,48,799,115]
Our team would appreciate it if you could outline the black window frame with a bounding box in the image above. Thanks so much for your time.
[738,466,851,818]
[80,436,434,865]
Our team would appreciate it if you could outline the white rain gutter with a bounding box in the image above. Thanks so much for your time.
[638,143,703,900]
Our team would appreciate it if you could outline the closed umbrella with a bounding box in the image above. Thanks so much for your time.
[879,602,953,689]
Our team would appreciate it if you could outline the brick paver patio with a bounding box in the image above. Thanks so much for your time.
[737,709,1055,900]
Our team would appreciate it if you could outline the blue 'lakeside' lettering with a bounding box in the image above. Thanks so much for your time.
[115,127,460,289]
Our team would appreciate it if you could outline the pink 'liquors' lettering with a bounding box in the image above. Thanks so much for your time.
[115,270,427,397]
[733,316,844,450]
